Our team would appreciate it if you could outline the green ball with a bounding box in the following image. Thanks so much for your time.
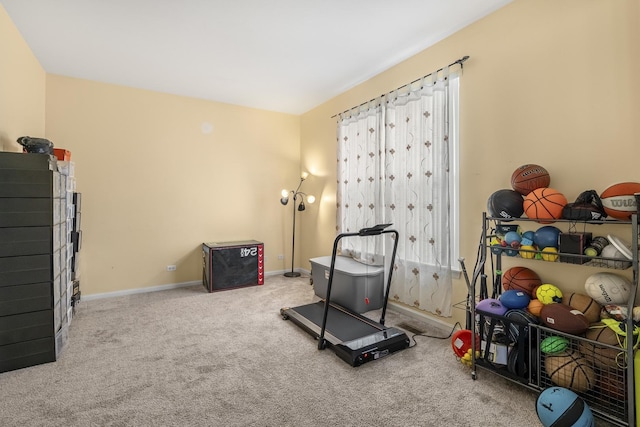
[540,336,569,354]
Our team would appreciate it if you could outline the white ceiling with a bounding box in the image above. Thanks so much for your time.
[2,0,512,114]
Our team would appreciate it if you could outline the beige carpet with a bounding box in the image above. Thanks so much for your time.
[0,275,615,426]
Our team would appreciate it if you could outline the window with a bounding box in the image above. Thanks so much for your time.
[337,72,460,316]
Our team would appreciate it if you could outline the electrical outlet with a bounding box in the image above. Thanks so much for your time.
[166,265,176,271]
[278,254,284,260]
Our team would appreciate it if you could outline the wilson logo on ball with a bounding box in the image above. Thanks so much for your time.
[602,197,636,209]
[599,284,612,303]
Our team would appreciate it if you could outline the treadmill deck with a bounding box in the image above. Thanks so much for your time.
[281,301,410,366]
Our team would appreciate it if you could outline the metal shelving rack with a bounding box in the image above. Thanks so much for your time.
[469,212,638,427]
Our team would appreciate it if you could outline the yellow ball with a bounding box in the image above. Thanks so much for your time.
[541,247,558,262]
[536,283,563,304]
[519,245,536,259]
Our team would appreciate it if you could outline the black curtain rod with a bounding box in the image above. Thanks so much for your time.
[331,55,469,119]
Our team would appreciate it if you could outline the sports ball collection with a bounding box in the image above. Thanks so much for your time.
[459,163,640,423]
[487,165,638,263]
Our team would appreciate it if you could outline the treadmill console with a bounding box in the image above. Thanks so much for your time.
[358,224,392,236]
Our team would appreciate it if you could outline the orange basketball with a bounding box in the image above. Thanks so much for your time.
[502,266,542,297]
[523,187,567,223]
[510,164,550,195]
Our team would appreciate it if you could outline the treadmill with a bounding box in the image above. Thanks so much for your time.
[280,224,410,366]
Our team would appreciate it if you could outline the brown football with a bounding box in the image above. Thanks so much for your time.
[540,303,590,335]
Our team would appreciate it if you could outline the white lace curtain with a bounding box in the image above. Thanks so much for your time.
[337,70,458,317]
[336,104,386,265]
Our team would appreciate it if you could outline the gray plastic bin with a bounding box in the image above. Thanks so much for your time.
[310,255,384,313]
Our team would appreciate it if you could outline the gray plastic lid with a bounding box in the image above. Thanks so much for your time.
[310,255,384,276]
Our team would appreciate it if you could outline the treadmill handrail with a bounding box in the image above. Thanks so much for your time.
[318,225,399,350]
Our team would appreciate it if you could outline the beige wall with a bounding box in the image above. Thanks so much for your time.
[2,0,639,315]
[1,3,304,297]
[45,76,301,294]
[300,0,640,326]
[0,4,46,150]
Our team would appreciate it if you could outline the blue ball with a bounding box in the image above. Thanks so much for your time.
[534,226,561,249]
[500,290,530,309]
[536,387,594,427]
[522,230,535,241]
[505,247,519,257]
[504,231,522,245]
[520,237,534,246]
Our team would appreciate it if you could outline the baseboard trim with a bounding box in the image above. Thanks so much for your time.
[82,280,201,301]
[269,268,310,277]
[81,269,309,301]
[387,301,454,334]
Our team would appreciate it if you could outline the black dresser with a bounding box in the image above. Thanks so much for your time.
[0,151,75,372]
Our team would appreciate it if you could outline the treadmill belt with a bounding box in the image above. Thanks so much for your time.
[292,301,381,343]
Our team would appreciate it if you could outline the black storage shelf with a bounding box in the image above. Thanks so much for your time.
[484,216,634,270]
[0,282,52,316]
[0,169,54,198]
[0,227,52,257]
[468,213,638,427]
[0,198,54,227]
[0,337,56,373]
[0,152,77,373]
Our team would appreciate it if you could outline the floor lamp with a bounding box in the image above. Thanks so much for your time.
[280,172,315,277]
